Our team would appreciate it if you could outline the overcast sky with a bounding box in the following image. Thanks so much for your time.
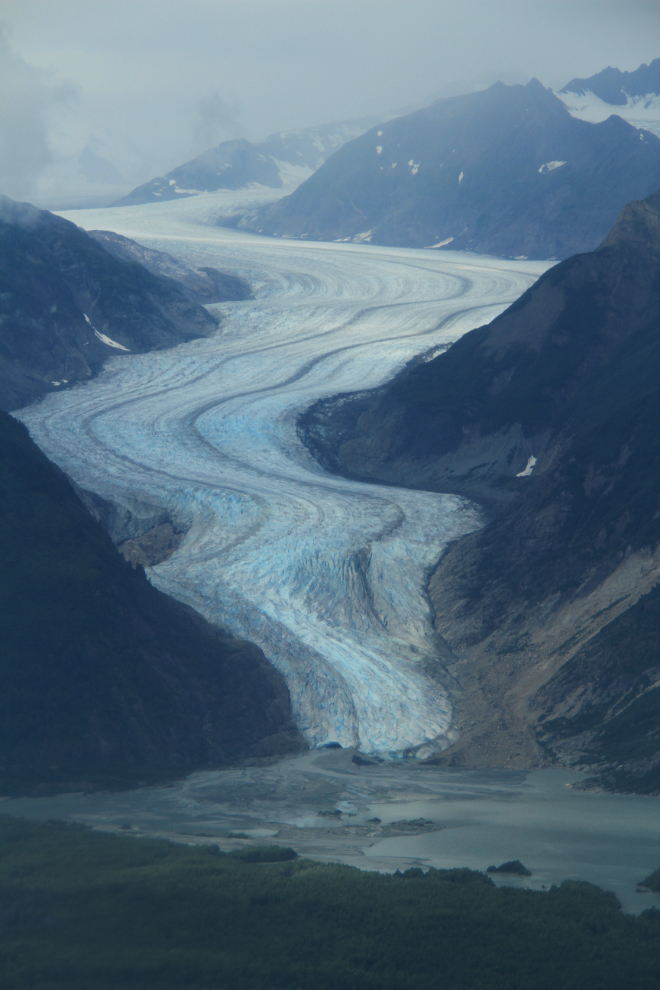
[1,0,659,203]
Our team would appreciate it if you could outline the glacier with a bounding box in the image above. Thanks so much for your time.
[16,195,550,757]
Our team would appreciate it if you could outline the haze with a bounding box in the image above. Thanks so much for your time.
[1,0,659,205]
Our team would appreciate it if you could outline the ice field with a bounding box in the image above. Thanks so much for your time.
[17,194,550,757]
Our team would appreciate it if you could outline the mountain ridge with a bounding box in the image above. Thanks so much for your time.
[0,411,304,794]
[0,196,235,411]
[299,187,660,792]
[238,79,660,260]
[561,58,660,106]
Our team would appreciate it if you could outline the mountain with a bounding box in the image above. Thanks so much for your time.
[0,411,304,793]
[0,196,221,411]
[114,118,379,207]
[300,188,660,793]
[238,79,660,260]
[558,58,660,139]
[561,58,660,107]
[78,142,125,185]
[87,229,252,304]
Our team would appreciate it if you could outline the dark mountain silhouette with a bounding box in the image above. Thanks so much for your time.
[0,411,304,794]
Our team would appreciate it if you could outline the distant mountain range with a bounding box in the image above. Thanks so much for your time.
[0,196,249,411]
[562,57,660,106]
[113,118,379,207]
[113,60,660,263]
[558,58,660,137]
[238,78,660,260]
[300,186,660,794]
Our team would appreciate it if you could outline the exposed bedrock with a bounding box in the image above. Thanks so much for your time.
[302,189,660,792]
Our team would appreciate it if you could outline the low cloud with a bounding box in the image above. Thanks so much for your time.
[0,27,75,200]
[191,91,244,155]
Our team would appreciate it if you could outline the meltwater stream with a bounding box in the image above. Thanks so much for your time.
[17,196,550,757]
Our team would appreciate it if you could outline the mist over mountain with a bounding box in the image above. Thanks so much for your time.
[300,187,660,793]
[114,118,379,207]
[240,80,660,258]
[237,79,660,260]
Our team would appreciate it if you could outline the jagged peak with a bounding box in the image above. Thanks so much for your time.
[525,77,548,93]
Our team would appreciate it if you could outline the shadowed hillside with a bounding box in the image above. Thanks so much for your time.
[0,412,304,793]
[300,188,660,792]
[0,196,219,411]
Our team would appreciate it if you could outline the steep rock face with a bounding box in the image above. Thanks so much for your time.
[0,412,304,793]
[241,80,660,259]
[300,189,660,791]
[302,191,660,504]
[0,196,218,411]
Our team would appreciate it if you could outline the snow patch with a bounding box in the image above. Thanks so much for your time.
[458,171,464,183]
[426,237,454,249]
[376,146,382,155]
[538,161,566,174]
[352,230,373,243]
[516,455,537,477]
[377,130,383,136]
[94,329,131,351]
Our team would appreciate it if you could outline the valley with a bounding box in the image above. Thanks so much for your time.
[6,747,660,915]
[15,195,549,759]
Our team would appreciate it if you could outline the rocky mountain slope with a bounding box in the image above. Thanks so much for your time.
[301,188,660,792]
[87,229,252,304]
[239,79,660,260]
[0,411,304,793]
[0,196,225,411]
[114,118,378,206]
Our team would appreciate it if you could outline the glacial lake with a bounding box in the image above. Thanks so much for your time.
[4,749,659,915]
